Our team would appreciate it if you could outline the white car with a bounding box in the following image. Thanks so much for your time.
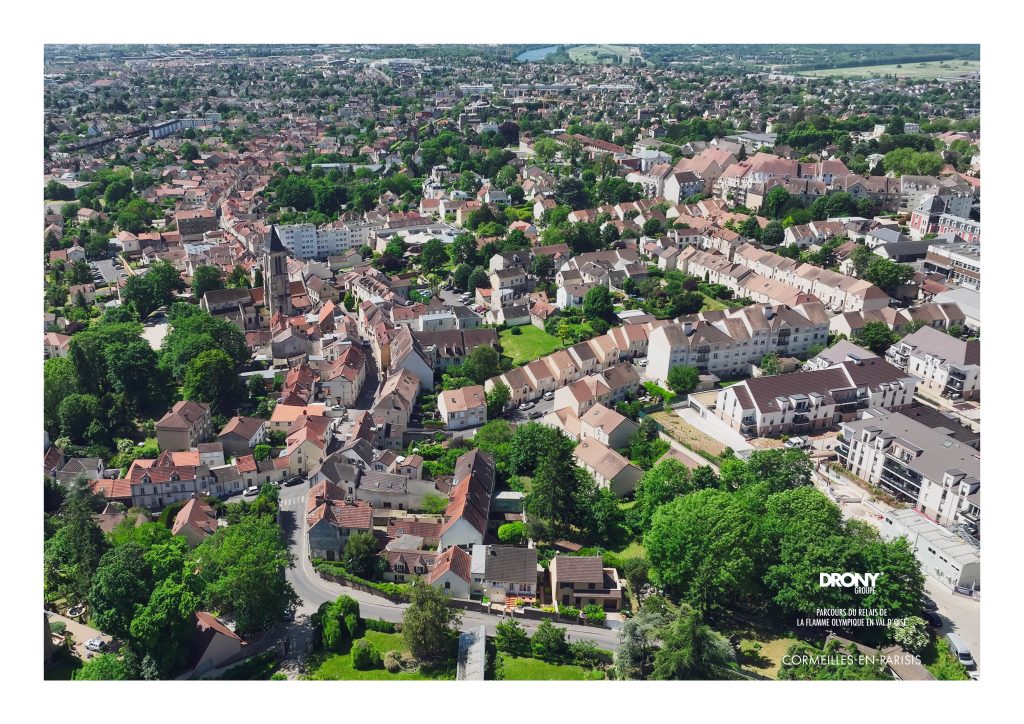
[637,358,648,367]
[519,402,535,411]
[242,485,260,497]
[784,436,810,449]
[542,391,555,401]
[85,638,106,652]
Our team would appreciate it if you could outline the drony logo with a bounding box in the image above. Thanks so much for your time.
[819,572,881,594]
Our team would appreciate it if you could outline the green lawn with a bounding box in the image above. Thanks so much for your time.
[614,540,646,561]
[499,325,563,365]
[700,294,730,311]
[503,656,604,680]
[311,631,454,681]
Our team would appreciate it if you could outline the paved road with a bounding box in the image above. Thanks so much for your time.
[276,483,623,662]
[813,468,981,672]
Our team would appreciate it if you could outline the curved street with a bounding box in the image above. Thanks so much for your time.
[276,484,623,666]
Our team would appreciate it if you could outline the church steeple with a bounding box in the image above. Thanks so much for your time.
[263,226,292,319]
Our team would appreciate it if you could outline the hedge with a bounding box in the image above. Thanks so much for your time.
[363,618,397,634]
[313,560,412,601]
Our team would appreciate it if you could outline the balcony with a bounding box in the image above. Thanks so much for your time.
[949,368,967,381]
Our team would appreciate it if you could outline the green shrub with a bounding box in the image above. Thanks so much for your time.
[582,604,606,625]
[560,605,580,619]
[363,618,397,633]
[344,613,359,639]
[570,639,607,668]
[497,521,527,545]
[383,650,401,673]
[351,639,382,670]
[270,671,288,680]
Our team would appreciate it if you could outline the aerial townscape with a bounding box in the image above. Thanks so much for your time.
[42,42,983,685]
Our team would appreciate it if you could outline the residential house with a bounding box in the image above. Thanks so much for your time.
[574,438,643,497]
[171,497,220,547]
[156,401,212,452]
[438,385,488,430]
[470,545,539,603]
[216,416,267,458]
[549,555,623,612]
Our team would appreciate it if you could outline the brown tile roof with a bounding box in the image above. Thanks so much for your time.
[427,545,473,585]
[552,555,604,584]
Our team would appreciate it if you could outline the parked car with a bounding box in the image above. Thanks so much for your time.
[946,633,975,669]
[922,610,943,627]
[920,595,938,611]
[637,358,648,367]
[85,638,106,652]
[283,476,303,487]
[519,402,535,411]
[242,485,260,497]
[331,404,345,411]
[542,391,555,401]
[529,410,544,419]
[785,436,810,449]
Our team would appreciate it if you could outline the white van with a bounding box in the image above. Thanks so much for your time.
[784,436,810,449]
[946,633,976,670]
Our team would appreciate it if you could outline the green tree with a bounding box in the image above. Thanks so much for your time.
[888,616,929,655]
[854,321,898,354]
[402,578,461,663]
[182,349,243,416]
[759,351,781,375]
[628,459,694,535]
[467,266,491,293]
[463,345,500,384]
[45,179,77,201]
[531,620,569,663]
[614,605,667,680]
[452,263,472,291]
[779,640,888,680]
[494,619,531,658]
[666,364,700,395]
[129,573,201,676]
[58,393,101,443]
[44,480,108,602]
[191,265,224,301]
[761,221,784,246]
[645,489,761,616]
[419,238,448,273]
[190,517,298,637]
[525,446,585,542]
[485,381,510,417]
[73,653,130,680]
[88,543,154,639]
[343,531,382,580]
[651,605,736,680]
[863,257,914,293]
[44,357,79,438]
[761,187,791,220]
[497,521,527,545]
[582,285,614,322]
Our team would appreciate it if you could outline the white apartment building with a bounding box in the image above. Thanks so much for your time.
[838,410,980,537]
[713,358,917,438]
[646,302,830,384]
[273,220,379,259]
[886,326,980,401]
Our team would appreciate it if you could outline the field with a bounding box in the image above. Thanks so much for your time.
[499,325,562,365]
[502,656,604,680]
[310,631,454,681]
[799,59,979,80]
[567,45,631,64]
[650,411,727,460]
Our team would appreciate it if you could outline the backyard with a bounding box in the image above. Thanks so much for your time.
[502,656,605,680]
[309,630,455,681]
[499,325,563,365]
[721,618,803,680]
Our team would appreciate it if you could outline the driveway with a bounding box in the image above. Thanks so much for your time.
[46,612,112,660]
